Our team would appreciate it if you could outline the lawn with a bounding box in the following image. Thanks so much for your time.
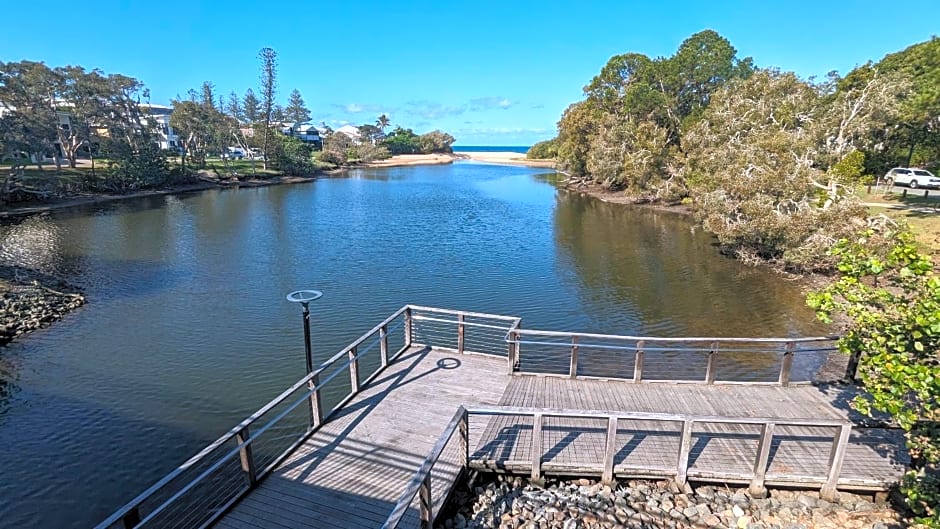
[858,186,940,257]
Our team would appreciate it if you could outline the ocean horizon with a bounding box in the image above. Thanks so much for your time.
[453,145,530,154]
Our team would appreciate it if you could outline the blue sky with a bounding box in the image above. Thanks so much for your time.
[1,1,937,146]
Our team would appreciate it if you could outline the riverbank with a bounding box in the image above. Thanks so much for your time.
[455,151,556,168]
[440,475,902,529]
[0,174,318,219]
[0,265,84,346]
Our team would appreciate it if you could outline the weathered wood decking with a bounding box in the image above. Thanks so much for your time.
[215,347,510,529]
[214,345,907,528]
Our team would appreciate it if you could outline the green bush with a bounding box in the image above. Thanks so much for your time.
[527,138,559,159]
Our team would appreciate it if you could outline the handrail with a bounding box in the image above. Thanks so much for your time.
[383,404,854,527]
[504,327,838,386]
[407,305,522,322]
[507,328,838,343]
[97,305,411,529]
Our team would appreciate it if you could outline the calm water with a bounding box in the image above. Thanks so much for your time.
[0,162,825,527]
[452,145,530,154]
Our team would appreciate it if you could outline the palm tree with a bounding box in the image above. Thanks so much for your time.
[376,114,390,134]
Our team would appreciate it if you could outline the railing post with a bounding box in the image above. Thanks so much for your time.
[404,307,413,347]
[602,416,618,484]
[121,507,141,529]
[569,335,579,378]
[748,422,775,498]
[380,324,389,367]
[779,341,795,386]
[821,423,852,500]
[676,419,694,487]
[507,326,521,375]
[349,346,360,394]
[459,408,469,468]
[531,413,543,481]
[419,473,432,528]
[309,371,323,429]
[236,426,258,488]
[705,341,718,384]
[844,350,861,382]
[457,313,465,354]
[633,340,645,383]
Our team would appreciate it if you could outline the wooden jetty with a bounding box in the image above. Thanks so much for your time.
[96,306,908,529]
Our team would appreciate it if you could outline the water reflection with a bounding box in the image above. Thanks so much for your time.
[553,191,826,337]
[0,164,829,528]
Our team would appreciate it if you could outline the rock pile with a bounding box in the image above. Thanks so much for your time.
[1,266,84,346]
[439,476,902,529]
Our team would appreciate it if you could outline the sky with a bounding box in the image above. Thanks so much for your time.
[1,1,937,146]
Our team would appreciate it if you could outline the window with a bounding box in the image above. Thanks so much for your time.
[913,170,933,177]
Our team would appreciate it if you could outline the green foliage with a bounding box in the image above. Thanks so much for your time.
[101,140,170,191]
[526,138,558,159]
[284,89,311,124]
[807,224,940,525]
[828,150,870,184]
[418,130,455,154]
[242,89,260,123]
[383,126,419,154]
[273,135,314,176]
[558,30,752,193]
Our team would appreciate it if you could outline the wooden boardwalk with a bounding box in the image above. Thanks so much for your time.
[471,376,907,490]
[213,346,908,528]
[215,347,510,529]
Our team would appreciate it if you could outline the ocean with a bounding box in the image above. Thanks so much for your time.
[452,145,530,154]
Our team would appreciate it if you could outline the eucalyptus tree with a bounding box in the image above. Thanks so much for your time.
[0,60,60,170]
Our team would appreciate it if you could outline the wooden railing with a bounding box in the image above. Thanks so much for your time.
[97,306,412,529]
[383,406,853,528]
[506,329,838,385]
[409,305,521,359]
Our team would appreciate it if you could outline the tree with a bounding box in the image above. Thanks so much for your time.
[382,126,420,154]
[284,89,311,123]
[526,138,558,159]
[418,130,455,153]
[808,224,940,526]
[0,60,60,170]
[242,89,260,123]
[358,124,382,145]
[682,70,868,271]
[200,81,216,110]
[376,114,390,133]
[258,47,278,169]
[226,91,242,122]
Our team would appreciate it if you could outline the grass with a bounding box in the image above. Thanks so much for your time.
[859,184,940,258]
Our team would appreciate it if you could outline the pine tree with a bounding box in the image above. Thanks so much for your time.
[242,89,260,123]
[285,89,311,124]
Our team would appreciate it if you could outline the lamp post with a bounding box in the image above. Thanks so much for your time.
[287,289,323,429]
[286,289,323,374]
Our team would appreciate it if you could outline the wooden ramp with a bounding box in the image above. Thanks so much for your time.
[214,347,509,529]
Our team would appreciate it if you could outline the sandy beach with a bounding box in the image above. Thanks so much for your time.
[362,154,455,168]
[455,151,556,168]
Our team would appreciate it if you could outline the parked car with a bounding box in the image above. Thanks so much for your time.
[883,167,940,189]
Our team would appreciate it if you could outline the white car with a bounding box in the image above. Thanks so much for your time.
[883,167,940,189]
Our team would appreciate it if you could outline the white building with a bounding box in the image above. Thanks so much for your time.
[335,124,361,143]
[140,104,181,152]
[280,122,323,149]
